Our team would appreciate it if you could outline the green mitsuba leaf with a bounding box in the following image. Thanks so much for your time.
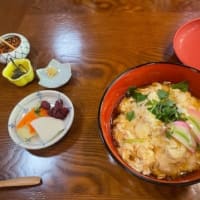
[171,81,189,92]
[126,86,137,97]
[126,111,135,121]
[133,92,148,102]
[157,89,169,99]
[126,86,147,102]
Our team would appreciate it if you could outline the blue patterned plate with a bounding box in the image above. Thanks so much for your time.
[8,90,74,149]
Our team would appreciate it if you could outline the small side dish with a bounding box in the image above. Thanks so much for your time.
[36,59,72,88]
[112,81,200,179]
[8,90,74,149]
[2,58,34,86]
[0,33,30,64]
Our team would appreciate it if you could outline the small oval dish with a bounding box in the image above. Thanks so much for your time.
[0,33,30,64]
[8,90,74,150]
[36,59,72,88]
[2,58,34,86]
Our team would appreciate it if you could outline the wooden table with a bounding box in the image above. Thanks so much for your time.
[0,1,200,199]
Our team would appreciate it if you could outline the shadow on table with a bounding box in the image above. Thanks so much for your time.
[117,168,199,199]
[163,42,182,64]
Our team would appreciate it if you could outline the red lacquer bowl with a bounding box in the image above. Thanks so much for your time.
[98,62,200,185]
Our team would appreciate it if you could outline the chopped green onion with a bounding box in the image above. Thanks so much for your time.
[124,138,144,143]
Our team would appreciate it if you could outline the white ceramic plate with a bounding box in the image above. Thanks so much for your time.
[36,59,72,88]
[8,90,74,150]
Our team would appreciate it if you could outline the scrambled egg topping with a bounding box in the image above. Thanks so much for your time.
[112,82,200,179]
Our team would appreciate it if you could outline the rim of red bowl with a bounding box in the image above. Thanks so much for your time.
[98,62,200,186]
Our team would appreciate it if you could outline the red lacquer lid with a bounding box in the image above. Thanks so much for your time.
[174,18,200,69]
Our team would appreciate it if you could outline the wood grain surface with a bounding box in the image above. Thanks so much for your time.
[1,1,200,199]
